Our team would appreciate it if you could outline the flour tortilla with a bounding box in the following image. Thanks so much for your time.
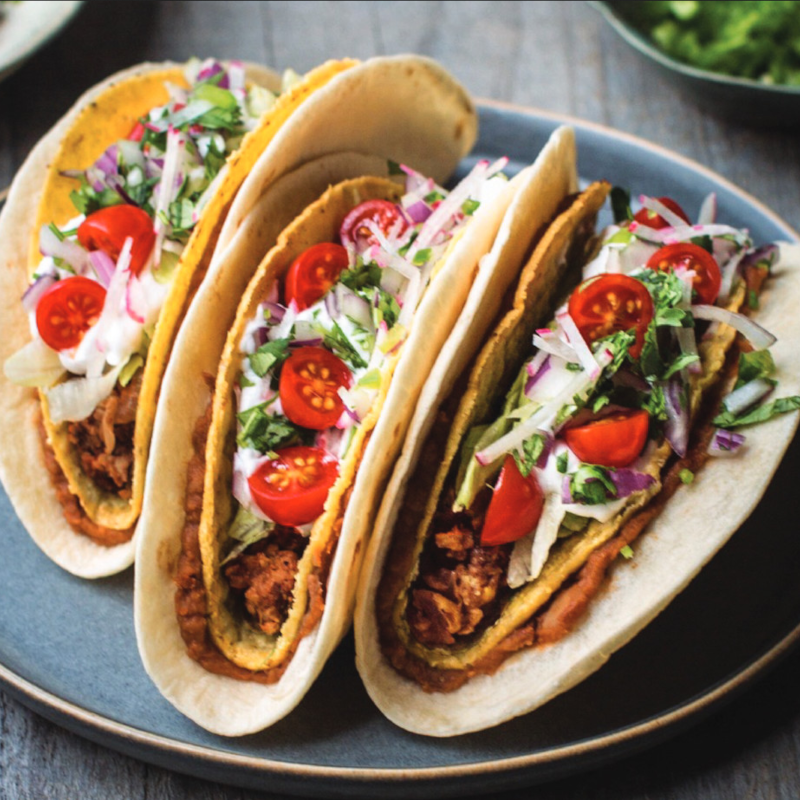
[0,60,378,578]
[355,195,800,738]
[132,125,583,734]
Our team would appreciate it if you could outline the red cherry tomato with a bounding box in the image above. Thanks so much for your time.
[35,277,107,351]
[633,197,690,230]
[339,199,409,250]
[279,346,353,430]
[77,205,155,276]
[480,456,545,547]
[564,409,650,468]
[248,446,339,527]
[646,242,722,305]
[568,273,654,359]
[284,243,349,311]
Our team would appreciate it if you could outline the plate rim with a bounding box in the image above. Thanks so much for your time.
[2,99,800,791]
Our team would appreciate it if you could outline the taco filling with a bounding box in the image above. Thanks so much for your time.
[376,190,800,692]
[4,59,292,545]
[177,162,511,680]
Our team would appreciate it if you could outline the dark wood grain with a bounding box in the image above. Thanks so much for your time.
[1,2,800,798]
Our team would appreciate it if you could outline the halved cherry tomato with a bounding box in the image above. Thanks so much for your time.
[564,409,650,468]
[481,455,545,547]
[284,243,349,310]
[568,273,654,358]
[339,199,409,250]
[632,197,690,230]
[77,205,155,276]
[35,277,107,351]
[646,242,722,305]
[279,346,352,430]
[248,446,339,527]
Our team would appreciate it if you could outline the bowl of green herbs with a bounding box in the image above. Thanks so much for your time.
[591,1,800,126]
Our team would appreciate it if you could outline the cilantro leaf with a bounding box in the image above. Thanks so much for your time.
[513,433,546,478]
[339,260,382,292]
[320,321,368,369]
[714,395,800,429]
[569,464,618,505]
[248,338,290,378]
[236,406,306,453]
[736,350,776,389]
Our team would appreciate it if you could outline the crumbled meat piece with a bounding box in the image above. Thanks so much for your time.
[434,527,474,560]
[66,373,142,497]
[408,589,463,646]
[225,543,300,635]
[453,547,506,609]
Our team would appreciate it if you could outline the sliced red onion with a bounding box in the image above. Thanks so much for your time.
[740,243,779,272]
[94,144,119,178]
[637,223,750,247]
[197,59,225,84]
[227,60,245,92]
[39,225,90,273]
[263,302,286,325]
[698,193,717,226]
[21,273,56,312]
[708,428,746,456]
[324,289,340,319]
[609,468,656,497]
[561,476,573,504]
[291,319,321,345]
[88,250,116,288]
[404,200,433,224]
[718,249,745,302]
[125,277,147,325]
[533,329,576,362]
[722,378,774,417]
[59,168,84,180]
[692,304,777,349]
[663,378,689,457]
[253,326,269,348]
[558,311,600,379]
[525,353,551,396]
[338,286,374,331]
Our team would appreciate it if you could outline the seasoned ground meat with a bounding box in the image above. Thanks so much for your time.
[409,522,510,647]
[224,529,308,635]
[67,372,142,498]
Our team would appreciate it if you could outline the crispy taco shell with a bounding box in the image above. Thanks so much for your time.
[355,182,800,737]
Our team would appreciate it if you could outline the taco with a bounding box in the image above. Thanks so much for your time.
[0,55,477,579]
[133,126,580,735]
[355,181,800,736]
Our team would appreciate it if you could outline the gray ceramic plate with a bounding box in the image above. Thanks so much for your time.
[1,103,799,799]
[591,1,800,127]
[0,1,83,83]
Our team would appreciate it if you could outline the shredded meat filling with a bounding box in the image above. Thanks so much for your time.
[409,522,510,646]
[224,529,307,635]
[66,372,142,498]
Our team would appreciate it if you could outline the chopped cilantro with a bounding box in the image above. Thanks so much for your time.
[461,198,480,216]
[679,468,695,484]
[620,545,634,560]
[556,452,569,474]
[736,350,776,389]
[424,190,445,204]
[412,248,432,266]
[339,260,382,292]
[569,464,618,505]
[236,406,305,454]
[248,338,290,378]
[321,321,368,369]
[714,395,800,429]
[513,433,546,478]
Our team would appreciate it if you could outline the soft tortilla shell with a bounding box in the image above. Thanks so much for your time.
[0,63,194,578]
[356,212,800,738]
[213,54,478,270]
[134,149,529,735]
[30,60,351,550]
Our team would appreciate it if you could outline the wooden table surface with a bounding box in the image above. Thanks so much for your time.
[2,2,800,798]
